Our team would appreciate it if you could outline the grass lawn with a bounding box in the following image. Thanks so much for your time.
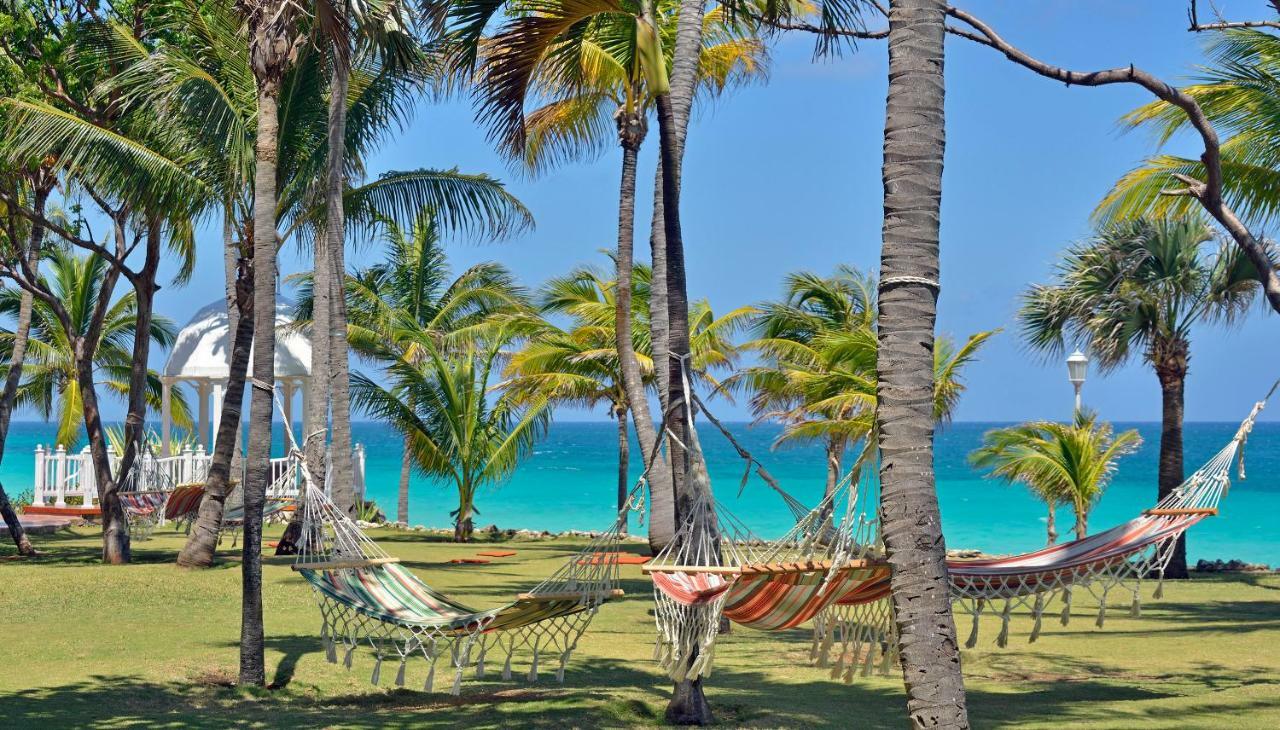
[1,526,1278,728]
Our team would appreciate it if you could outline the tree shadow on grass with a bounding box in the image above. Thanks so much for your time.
[0,651,1205,730]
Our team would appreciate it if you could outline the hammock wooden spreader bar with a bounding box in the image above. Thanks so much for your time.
[643,559,885,576]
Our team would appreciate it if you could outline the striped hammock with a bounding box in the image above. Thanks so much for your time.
[294,465,639,694]
[812,399,1267,676]
[644,435,885,682]
[119,490,170,541]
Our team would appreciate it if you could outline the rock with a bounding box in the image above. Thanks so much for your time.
[1195,558,1273,573]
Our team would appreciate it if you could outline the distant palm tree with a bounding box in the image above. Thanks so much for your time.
[0,249,190,450]
[1020,215,1265,577]
[352,333,550,542]
[970,412,1142,543]
[505,262,749,530]
[295,210,528,525]
[735,267,995,498]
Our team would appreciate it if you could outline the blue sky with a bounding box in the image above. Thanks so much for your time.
[51,0,1280,425]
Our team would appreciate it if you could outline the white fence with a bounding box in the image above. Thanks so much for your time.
[32,443,366,508]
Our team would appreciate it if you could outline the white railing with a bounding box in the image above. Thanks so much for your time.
[31,443,366,508]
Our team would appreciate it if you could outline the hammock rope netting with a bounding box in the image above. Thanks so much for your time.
[286,367,1269,692]
[293,455,643,694]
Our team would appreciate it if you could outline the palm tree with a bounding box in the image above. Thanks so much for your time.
[91,0,532,565]
[353,334,550,542]
[473,0,764,559]
[971,412,1142,544]
[0,249,191,449]
[239,0,305,688]
[506,262,749,531]
[734,267,876,497]
[1098,29,1280,230]
[875,1,969,725]
[295,210,528,525]
[1020,216,1264,577]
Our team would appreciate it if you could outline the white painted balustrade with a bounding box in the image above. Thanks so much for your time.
[30,443,366,507]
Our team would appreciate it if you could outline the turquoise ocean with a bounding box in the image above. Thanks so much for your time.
[4,420,1276,564]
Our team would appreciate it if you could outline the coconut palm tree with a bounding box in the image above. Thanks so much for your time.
[480,6,765,553]
[0,248,191,450]
[294,210,529,525]
[734,267,875,496]
[1020,215,1265,578]
[1098,28,1280,230]
[239,0,305,688]
[505,262,749,531]
[970,412,1142,543]
[352,332,550,542]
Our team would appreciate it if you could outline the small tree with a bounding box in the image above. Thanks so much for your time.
[352,333,550,542]
[971,412,1141,543]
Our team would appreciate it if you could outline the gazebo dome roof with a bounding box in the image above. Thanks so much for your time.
[163,297,311,380]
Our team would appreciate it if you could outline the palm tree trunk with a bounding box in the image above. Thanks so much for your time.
[616,405,630,535]
[327,53,357,518]
[223,209,245,479]
[876,2,968,726]
[1156,350,1188,579]
[612,108,672,550]
[178,255,254,568]
[113,219,163,517]
[396,434,412,525]
[0,183,50,557]
[655,0,713,716]
[70,230,129,564]
[825,439,844,500]
[1073,500,1087,541]
[1045,501,1057,546]
[240,83,281,688]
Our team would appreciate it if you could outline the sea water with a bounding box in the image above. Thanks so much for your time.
[3,420,1276,564]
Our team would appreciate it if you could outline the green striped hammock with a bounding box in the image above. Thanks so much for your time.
[293,471,637,694]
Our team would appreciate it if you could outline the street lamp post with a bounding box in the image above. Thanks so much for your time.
[1067,350,1088,415]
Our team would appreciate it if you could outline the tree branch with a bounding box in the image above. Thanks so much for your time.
[1187,0,1280,32]
[945,4,1280,315]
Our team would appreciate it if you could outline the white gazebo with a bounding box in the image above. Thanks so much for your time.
[30,296,367,509]
[160,297,312,456]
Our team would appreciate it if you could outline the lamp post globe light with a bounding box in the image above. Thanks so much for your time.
[1067,349,1088,414]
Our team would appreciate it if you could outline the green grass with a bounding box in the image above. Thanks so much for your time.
[1,526,1278,728]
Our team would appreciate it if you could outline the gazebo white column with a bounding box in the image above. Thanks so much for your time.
[161,377,173,456]
[281,379,295,443]
[197,380,211,449]
[211,380,225,444]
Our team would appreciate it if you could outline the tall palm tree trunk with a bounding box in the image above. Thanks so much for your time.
[654,0,712,716]
[876,1,968,726]
[178,255,255,567]
[240,83,282,687]
[397,434,412,525]
[1156,348,1188,578]
[612,106,671,548]
[327,52,357,517]
[616,405,629,534]
[71,244,129,564]
[113,220,163,511]
[1045,501,1057,546]
[0,184,50,557]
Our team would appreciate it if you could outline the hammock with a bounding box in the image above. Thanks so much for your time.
[813,398,1268,672]
[293,459,640,694]
[641,361,889,682]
